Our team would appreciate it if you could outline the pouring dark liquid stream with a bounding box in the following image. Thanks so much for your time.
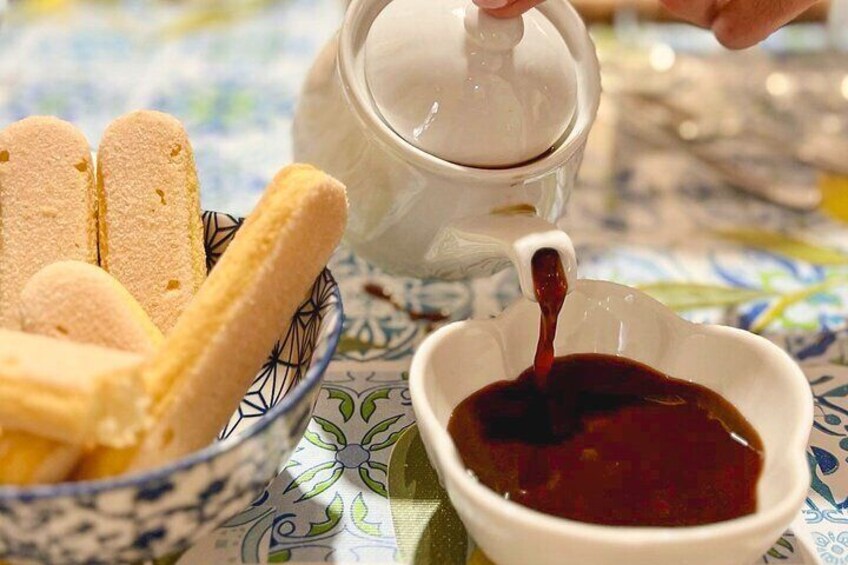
[447,248,764,526]
[531,248,567,388]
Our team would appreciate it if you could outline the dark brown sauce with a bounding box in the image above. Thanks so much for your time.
[448,354,764,527]
[447,248,764,527]
[531,248,567,388]
[363,283,449,323]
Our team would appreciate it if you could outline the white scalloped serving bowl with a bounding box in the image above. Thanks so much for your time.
[410,279,813,565]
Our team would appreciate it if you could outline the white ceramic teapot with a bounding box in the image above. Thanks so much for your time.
[293,0,600,300]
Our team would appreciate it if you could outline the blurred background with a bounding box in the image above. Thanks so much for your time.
[0,0,845,217]
[2,4,848,562]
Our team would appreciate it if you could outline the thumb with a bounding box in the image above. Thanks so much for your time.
[712,0,820,49]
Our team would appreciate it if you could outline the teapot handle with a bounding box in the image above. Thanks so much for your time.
[424,215,578,302]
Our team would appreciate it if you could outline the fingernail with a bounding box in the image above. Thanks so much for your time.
[474,0,510,9]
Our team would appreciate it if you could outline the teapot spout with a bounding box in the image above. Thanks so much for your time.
[424,215,578,302]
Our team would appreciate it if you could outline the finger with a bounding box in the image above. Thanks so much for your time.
[712,0,819,49]
[659,0,718,27]
[473,0,511,9]
[480,0,545,19]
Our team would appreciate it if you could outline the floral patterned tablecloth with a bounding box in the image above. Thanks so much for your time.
[2,1,848,563]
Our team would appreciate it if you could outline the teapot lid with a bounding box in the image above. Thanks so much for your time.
[363,0,579,168]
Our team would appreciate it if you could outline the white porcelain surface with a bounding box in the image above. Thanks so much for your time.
[292,0,601,292]
[365,0,577,168]
[410,280,813,565]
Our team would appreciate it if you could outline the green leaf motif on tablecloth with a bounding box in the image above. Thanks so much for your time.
[359,461,388,497]
[361,389,391,423]
[300,466,344,502]
[370,426,410,452]
[717,229,848,265]
[749,277,847,334]
[327,388,355,422]
[368,460,388,473]
[284,461,338,494]
[268,548,291,563]
[307,493,344,536]
[159,0,281,38]
[151,551,185,565]
[362,415,404,447]
[388,425,468,564]
[303,429,337,451]
[352,492,382,536]
[638,282,772,310]
[312,416,347,447]
[766,535,794,560]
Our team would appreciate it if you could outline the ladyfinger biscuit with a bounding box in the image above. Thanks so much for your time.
[97,110,206,332]
[0,329,146,448]
[20,261,163,356]
[0,432,81,486]
[0,117,98,329]
[76,164,347,478]
[1,262,162,485]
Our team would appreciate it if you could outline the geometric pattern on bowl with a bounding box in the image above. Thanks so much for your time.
[203,212,331,440]
[0,211,343,564]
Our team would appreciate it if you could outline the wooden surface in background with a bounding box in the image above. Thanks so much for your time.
[572,0,830,23]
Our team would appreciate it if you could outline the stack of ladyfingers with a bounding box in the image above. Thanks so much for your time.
[0,112,347,485]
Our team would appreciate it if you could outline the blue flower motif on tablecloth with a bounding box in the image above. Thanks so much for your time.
[813,531,848,564]
[270,370,411,562]
[2,79,132,136]
[577,245,689,287]
[148,77,295,137]
[284,385,410,501]
[804,361,848,524]
[780,332,844,363]
[192,142,272,216]
[330,249,472,362]
[709,248,848,333]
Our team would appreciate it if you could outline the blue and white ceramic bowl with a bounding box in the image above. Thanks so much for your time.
[0,211,344,564]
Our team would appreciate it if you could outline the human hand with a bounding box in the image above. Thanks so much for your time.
[472,0,820,49]
[659,0,819,49]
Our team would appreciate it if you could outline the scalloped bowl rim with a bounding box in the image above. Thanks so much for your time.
[0,273,343,501]
[410,278,812,546]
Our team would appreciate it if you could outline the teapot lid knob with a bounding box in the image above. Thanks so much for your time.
[364,0,579,169]
[463,4,524,53]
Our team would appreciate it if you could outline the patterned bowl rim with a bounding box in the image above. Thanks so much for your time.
[0,271,344,501]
